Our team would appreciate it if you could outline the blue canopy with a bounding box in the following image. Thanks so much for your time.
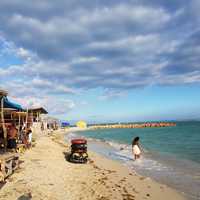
[2,97,24,111]
[61,122,70,127]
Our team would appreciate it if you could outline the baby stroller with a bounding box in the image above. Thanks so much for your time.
[69,139,88,163]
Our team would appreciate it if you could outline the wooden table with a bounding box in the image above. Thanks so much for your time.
[0,152,19,182]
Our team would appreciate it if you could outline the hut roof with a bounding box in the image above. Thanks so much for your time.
[28,107,48,114]
[3,97,24,111]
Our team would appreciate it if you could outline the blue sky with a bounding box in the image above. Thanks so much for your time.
[0,0,200,123]
[66,85,200,123]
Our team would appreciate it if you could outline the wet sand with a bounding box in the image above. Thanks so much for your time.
[0,130,186,200]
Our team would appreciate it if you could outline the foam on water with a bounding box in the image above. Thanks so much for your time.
[105,140,172,172]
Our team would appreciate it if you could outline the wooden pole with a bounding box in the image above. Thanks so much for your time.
[1,97,7,151]
[18,114,21,136]
[25,108,28,129]
[37,112,39,122]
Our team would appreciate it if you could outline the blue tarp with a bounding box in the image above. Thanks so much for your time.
[2,97,24,111]
[61,122,70,127]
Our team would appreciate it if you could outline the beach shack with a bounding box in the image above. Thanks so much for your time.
[28,107,48,134]
[28,107,48,123]
[0,89,22,181]
[76,120,87,129]
[42,116,60,131]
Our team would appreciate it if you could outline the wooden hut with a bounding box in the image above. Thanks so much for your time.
[0,90,20,182]
[28,107,48,122]
[28,107,48,134]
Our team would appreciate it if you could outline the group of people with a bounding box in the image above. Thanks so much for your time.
[0,122,32,151]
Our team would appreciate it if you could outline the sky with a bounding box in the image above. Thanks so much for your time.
[0,0,200,123]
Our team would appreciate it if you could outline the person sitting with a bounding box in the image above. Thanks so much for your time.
[7,122,18,150]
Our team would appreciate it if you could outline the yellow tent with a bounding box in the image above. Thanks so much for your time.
[76,120,87,128]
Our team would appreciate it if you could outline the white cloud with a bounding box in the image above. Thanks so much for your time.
[99,89,127,100]
[80,4,171,27]
[10,95,75,115]
[0,0,200,116]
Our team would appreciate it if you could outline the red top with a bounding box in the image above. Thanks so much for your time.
[71,139,87,144]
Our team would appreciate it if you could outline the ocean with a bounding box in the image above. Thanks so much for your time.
[65,121,200,200]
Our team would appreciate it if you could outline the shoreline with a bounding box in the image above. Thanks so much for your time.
[51,128,187,200]
[0,128,186,200]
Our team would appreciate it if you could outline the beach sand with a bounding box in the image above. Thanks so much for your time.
[0,130,186,200]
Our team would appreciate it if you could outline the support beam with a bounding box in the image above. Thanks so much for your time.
[1,97,7,151]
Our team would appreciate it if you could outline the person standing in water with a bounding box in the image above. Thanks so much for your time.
[132,137,142,160]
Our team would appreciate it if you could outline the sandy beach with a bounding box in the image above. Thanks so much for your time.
[0,129,186,200]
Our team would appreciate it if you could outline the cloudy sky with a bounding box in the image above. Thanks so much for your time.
[0,0,200,123]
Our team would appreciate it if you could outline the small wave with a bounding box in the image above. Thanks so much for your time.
[78,137,170,173]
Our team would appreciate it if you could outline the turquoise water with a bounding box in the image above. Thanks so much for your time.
[81,121,200,163]
[73,121,200,200]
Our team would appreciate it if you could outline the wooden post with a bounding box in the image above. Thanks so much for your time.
[39,111,40,122]
[18,113,21,136]
[25,108,28,129]
[1,97,7,151]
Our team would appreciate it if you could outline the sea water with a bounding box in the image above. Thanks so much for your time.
[65,121,200,200]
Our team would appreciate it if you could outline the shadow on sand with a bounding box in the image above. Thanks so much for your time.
[17,193,32,200]
[63,151,71,162]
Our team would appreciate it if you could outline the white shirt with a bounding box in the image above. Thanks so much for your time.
[133,145,141,155]
[28,132,32,143]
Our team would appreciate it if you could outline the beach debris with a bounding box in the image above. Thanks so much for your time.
[139,176,146,180]
[96,196,110,200]
[122,192,135,200]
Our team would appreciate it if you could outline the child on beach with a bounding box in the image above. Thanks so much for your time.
[26,128,32,148]
[132,137,142,160]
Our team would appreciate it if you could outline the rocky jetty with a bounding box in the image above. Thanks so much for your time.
[90,122,176,129]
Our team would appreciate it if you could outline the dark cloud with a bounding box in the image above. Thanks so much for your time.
[0,0,200,101]
[162,30,200,75]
